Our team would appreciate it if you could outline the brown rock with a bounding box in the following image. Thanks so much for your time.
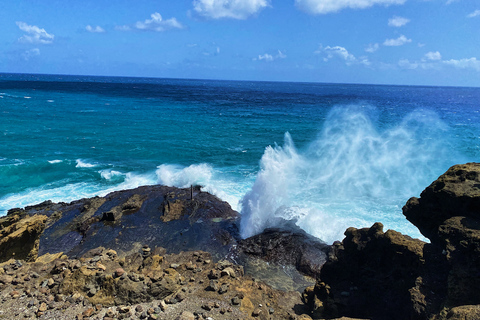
[176,311,195,320]
[38,302,48,312]
[115,268,125,278]
[82,307,94,317]
[0,214,47,263]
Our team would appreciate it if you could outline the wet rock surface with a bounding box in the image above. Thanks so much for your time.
[0,184,332,319]
[238,224,330,278]
[304,163,480,320]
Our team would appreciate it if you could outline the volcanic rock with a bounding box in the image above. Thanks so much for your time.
[306,163,480,320]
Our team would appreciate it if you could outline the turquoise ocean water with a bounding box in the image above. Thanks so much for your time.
[1,73,479,243]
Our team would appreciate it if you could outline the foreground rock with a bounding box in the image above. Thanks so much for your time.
[0,246,310,319]
[303,163,480,320]
[0,184,332,318]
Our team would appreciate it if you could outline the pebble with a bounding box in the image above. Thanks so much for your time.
[115,268,125,277]
[252,308,262,317]
[82,308,94,317]
[231,296,241,305]
[177,311,195,320]
[38,302,48,312]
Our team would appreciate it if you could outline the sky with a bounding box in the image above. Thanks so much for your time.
[1,0,480,87]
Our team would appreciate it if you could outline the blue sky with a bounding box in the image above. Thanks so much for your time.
[1,0,480,86]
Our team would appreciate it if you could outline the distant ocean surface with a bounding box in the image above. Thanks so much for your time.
[1,73,479,243]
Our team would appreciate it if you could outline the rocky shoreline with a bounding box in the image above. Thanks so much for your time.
[1,163,479,319]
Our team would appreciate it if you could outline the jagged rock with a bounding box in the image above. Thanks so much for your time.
[0,214,47,262]
[238,223,330,277]
[403,162,480,244]
[307,163,480,320]
[304,223,430,320]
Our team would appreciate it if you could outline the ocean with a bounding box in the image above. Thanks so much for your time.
[1,73,479,244]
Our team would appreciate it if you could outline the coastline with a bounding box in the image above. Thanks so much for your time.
[1,163,480,319]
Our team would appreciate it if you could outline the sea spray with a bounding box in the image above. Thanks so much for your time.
[240,105,459,243]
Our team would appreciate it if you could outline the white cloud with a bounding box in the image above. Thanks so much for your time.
[383,35,412,46]
[365,43,379,53]
[16,22,54,44]
[398,59,418,69]
[118,13,184,32]
[135,13,184,31]
[258,53,274,61]
[22,48,40,61]
[86,25,105,33]
[424,51,441,61]
[193,0,269,19]
[316,45,370,66]
[388,16,410,27]
[467,10,480,18]
[295,0,406,14]
[255,50,287,62]
[443,58,480,71]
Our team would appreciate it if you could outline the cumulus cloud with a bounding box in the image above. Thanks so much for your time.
[118,12,184,32]
[397,53,480,72]
[295,0,406,14]
[86,25,106,33]
[467,10,480,18]
[193,0,269,19]
[383,35,411,46]
[254,50,287,62]
[316,45,370,66]
[388,16,410,27]
[16,22,54,44]
[424,51,442,61]
[443,58,480,71]
[365,43,379,53]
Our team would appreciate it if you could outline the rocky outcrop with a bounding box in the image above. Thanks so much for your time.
[10,185,240,259]
[403,163,480,309]
[304,163,480,320]
[238,224,330,278]
[0,184,330,298]
[0,210,47,262]
[302,223,438,320]
[403,163,480,244]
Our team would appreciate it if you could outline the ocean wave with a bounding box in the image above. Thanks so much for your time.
[48,160,63,164]
[99,169,124,181]
[75,159,97,168]
[0,170,158,215]
[240,105,458,244]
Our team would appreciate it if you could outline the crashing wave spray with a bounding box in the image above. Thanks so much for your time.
[240,105,459,244]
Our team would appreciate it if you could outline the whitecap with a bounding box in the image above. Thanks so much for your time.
[99,169,124,180]
[75,159,97,168]
[240,105,456,244]
[48,160,63,164]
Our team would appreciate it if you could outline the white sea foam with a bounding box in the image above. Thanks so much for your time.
[240,105,457,244]
[48,160,63,164]
[0,171,158,215]
[99,169,124,180]
[75,159,97,168]
[155,163,249,211]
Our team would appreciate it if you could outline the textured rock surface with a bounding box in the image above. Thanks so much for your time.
[0,246,310,319]
[403,162,480,243]
[238,224,330,278]
[305,163,480,320]
[0,212,47,262]
[303,223,436,320]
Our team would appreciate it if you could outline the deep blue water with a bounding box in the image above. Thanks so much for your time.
[1,73,479,243]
